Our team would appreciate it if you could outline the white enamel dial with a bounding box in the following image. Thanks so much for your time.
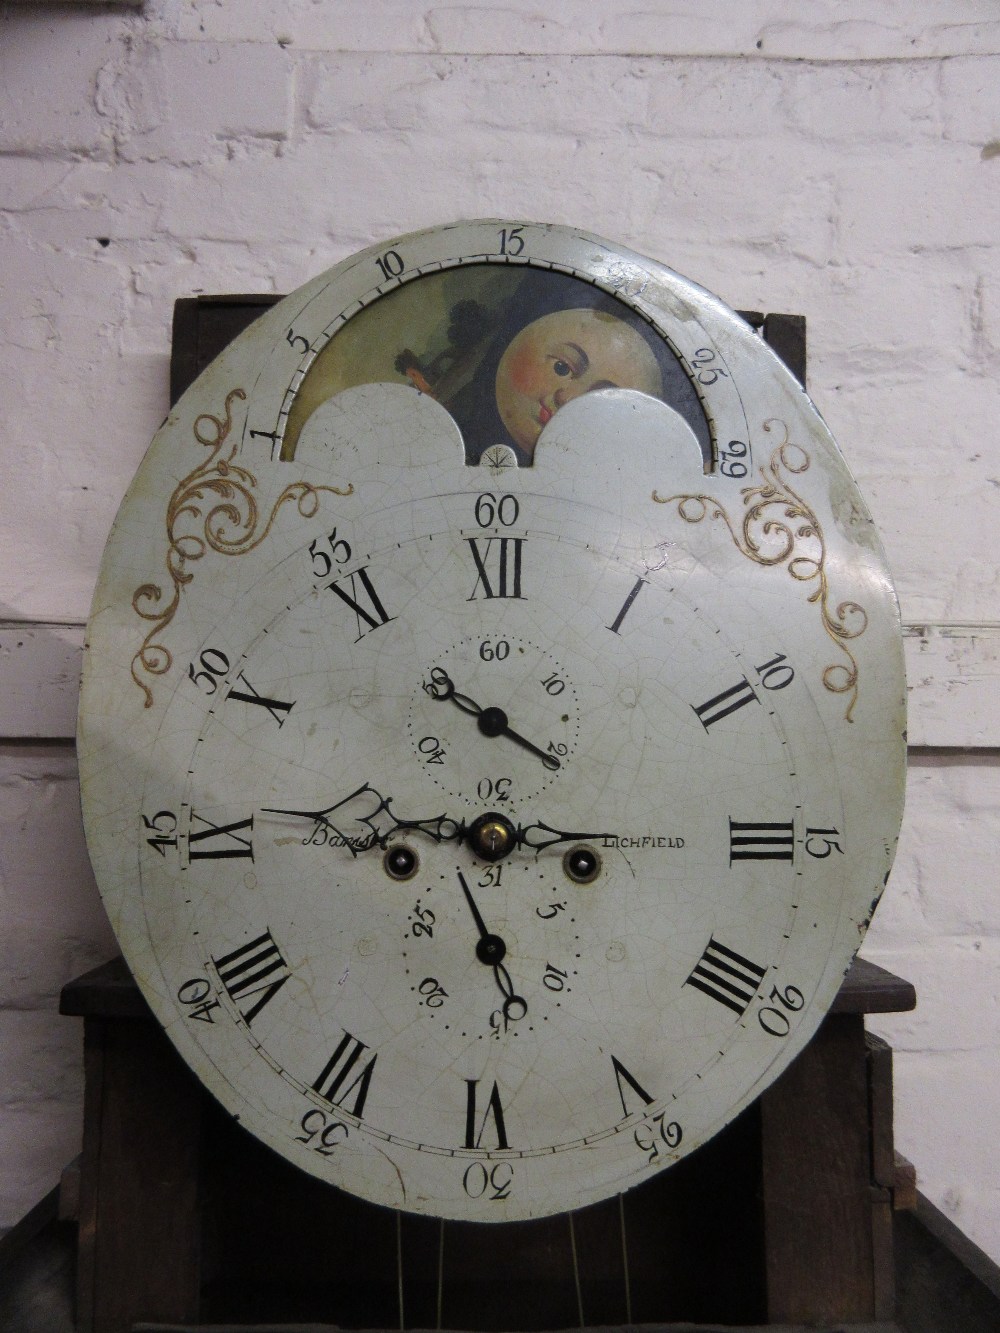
[78,220,905,1221]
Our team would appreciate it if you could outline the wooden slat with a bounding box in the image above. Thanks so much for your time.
[760,1014,877,1323]
[76,1017,202,1333]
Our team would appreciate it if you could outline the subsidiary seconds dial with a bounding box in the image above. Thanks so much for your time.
[408,636,580,805]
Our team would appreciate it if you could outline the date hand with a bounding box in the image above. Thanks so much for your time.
[457,871,527,1020]
[423,667,560,770]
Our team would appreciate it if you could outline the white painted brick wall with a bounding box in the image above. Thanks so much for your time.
[1,0,999,1270]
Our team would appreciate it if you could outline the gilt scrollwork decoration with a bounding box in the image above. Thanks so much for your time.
[131,387,352,707]
[653,419,868,721]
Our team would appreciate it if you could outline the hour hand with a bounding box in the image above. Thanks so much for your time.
[261,784,461,855]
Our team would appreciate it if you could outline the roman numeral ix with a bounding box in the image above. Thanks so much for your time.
[188,813,254,862]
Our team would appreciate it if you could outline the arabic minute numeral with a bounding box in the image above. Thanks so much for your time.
[286,327,310,355]
[463,1160,513,1200]
[542,962,570,992]
[375,249,405,280]
[540,672,565,696]
[690,346,729,385]
[756,651,795,691]
[497,226,525,257]
[143,809,178,856]
[417,977,448,1008]
[417,735,446,764]
[634,1111,683,1165]
[408,901,435,938]
[758,982,805,1037]
[719,439,749,478]
[474,492,520,527]
[187,647,230,694]
[296,1108,349,1156]
[176,976,221,1024]
[479,638,510,662]
[308,528,352,578]
[536,899,566,920]
[805,825,844,858]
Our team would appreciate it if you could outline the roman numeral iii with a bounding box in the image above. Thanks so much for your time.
[729,819,795,863]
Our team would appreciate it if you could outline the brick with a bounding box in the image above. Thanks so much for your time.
[942,55,1000,142]
[783,60,942,143]
[865,762,1000,942]
[644,58,787,139]
[304,53,650,138]
[176,1,1000,59]
[106,39,294,165]
[837,147,1000,254]
[2,0,1000,1263]
[0,12,120,155]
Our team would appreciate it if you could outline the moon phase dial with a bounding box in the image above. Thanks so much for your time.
[407,637,581,806]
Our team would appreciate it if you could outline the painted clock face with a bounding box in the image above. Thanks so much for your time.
[78,220,906,1222]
